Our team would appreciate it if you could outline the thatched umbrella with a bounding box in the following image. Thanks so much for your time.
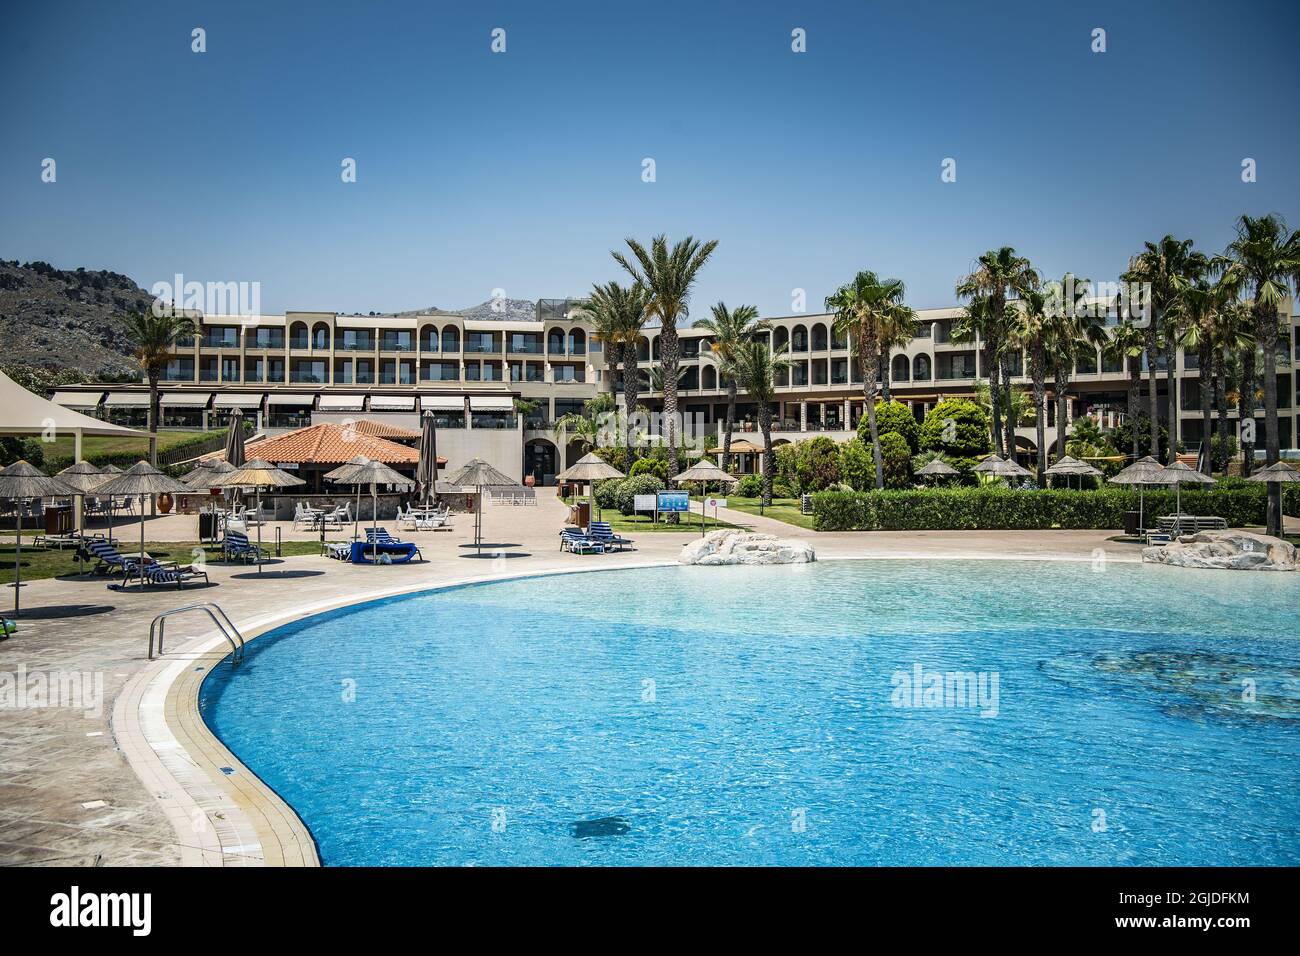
[1245,461,1300,537]
[213,459,305,574]
[1045,455,1101,490]
[674,458,738,536]
[1107,455,1165,533]
[324,455,372,543]
[55,461,110,576]
[416,410,439,505]
[973,455,1005,474]
[1155,459,1217,531]
[446,458,518,555]
[556,452,625,527]
[93,461,191,590]
[322,457,408,561]
[995,457,1034,480]
[0,462,77,617]
[916,458,959,484]
[182,458,236,543]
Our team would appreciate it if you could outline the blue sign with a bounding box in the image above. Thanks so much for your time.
[657,490,690,513]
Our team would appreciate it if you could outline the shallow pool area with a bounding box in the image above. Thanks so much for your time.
[199,560,1300,866]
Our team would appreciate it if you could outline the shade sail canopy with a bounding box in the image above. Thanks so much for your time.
[0,460,78,498]
[555,452,625,482]
[674,459,739,483]
[0,369,144,438]
[1108,455,1166,486]
[916,458,960,476]
[214,458,306,489]
[446,458,516,488]
[94,461,190,496]
[1246,461,1300,483]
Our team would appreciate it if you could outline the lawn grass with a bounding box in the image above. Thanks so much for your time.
[35,429,211,463]
[718,496,817,531]
[0,539,324,586]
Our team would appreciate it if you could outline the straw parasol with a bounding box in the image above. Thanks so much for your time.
[1044,455,1102,489]
[1245,461,1300,537]
[445,458,518,555]
[182,458,236,543]
[916,458,959,483]
[0,461,77,616]
[1107,455,1165,532]
[325,457,412,561]
[556,452,625,528]
[1155,459,1217,530]
[94,461,191,590]
[674,458,739,536]
[994,457,1034,480]
[324,454,372,543]
[973,455,1006,474]
[416,410,439,505]
[55,461,110,576]
[213,459,305,574]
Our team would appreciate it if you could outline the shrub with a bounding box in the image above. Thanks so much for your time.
[812,485,1271,532]
[774,443,799,481]
[736,473,763,498]
[865,400,920,452]
[879,431,912,489]
[0,437,45,469]
[593,477,623,511]
[613,474,663,515]
[795,436,841,492]
[628,457,668,482]
[1210,433,1237,473]
[772,479,794,499]
[919,398,990,458]
[1113,415,1170,460]
[838,440,873,491]
[593,446,630,472]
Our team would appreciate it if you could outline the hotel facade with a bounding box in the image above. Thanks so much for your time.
[52,300,1300,483]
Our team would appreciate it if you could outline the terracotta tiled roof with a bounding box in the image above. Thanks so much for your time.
[349,418,422,440]
[245,422,436,466]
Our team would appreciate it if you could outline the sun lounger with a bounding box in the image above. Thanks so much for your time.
[588,521,632,552]
[350,540,422,563]
[559,526,605,554]
[222,530,267,563]
[86,540,208,589]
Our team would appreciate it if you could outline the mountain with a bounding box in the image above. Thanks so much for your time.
[397,298,539,322]
[0,260,149,378]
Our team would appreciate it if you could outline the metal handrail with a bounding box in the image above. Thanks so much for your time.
[149,602,246,664]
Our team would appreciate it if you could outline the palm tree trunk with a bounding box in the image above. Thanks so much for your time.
[605,341,621,396]
[1055,370,1070,461]
[1127,358,1141,459]
[1031,345,1047,486]
[722,378,737,473]
[1214,350,1229,477]
[758,403,775,506]
[1001,354,1016,462]
[878,343,891,402]
[1256,300,1281,534]
[623,347,640,462]
[660,324,680,480]
[986,337,1004,457]
[1145,324,1160,459]
[860,337,884,489]
[1198,342,1213,476]
[1164,336,1178,464]
[1240,346,1256,478]
[148,375,159,517]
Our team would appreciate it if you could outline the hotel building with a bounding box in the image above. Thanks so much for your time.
[52,300,1299,483]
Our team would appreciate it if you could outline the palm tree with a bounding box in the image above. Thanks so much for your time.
[730,340,791,506]
[573,285,624,397]
[1122,235,1209,463]
[956,248,1040,459]
[1171,274,1239,474]
[951,296,1003,454]
[1212,302,1255,476]
[613,235,718,479]
[876,300,918,403]
[693,302,764,472]
[611,284,651,460]
[124,308,196,467]
[826,271,906,488]
[1043,275,1107,461]
[1220,215,1300,493]
[1103,313,1147,460]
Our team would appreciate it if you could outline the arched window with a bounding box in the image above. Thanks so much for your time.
[652,337,661,360]
[832,325,849,350]
[441,327,460,353]
[420,325,438,352]
[289,321,309,350]
[913,354,932,380]
[702,365,717,389]
[548,327,566,354]
[568,329,586,355]
[311,322,330,350]
[773,327,789,351]
[791,324,808,352]
[811,323,828,350]
[635,336,650,361]
[892,354,910,382]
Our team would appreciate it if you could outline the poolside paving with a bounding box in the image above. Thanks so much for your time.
[0,492,1146,866]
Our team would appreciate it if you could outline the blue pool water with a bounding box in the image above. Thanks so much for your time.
[199,560,1300,866]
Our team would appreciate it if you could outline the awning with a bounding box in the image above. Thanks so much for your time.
[318,394,366,410]
[266,393,315,406]
[469,396,515,411]
[104,392,151,407]
[421,395,466,411]
[213,393,265,408]
[369,394,416,410]
[0,370,142,438]
[160,392,212,407]
[50,390,103,408]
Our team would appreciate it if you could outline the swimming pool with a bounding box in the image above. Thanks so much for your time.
[199,560,1300,866]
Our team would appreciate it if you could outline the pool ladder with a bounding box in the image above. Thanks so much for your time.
[149,602,246,664]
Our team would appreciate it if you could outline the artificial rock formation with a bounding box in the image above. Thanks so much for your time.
[1143,530,1297,571]
[679,529,816,566]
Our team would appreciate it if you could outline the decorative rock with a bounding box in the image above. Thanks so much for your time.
[679,529,816,566]
[1143,530,1297,571]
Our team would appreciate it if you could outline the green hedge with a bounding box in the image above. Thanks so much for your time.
[812,484,1298,532]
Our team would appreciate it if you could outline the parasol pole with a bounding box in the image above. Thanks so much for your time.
[372,482,379,561]
[138,492,147,590]
[255,485,264,574]
[13,497,22,617]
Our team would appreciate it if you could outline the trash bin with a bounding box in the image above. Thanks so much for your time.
[198,511,218,541]
[44,505,73,535]
[1124,509,1141,537]
[800,493,814,515]
[573,501,590,530]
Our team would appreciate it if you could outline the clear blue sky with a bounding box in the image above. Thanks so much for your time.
[3,0,1298,316]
